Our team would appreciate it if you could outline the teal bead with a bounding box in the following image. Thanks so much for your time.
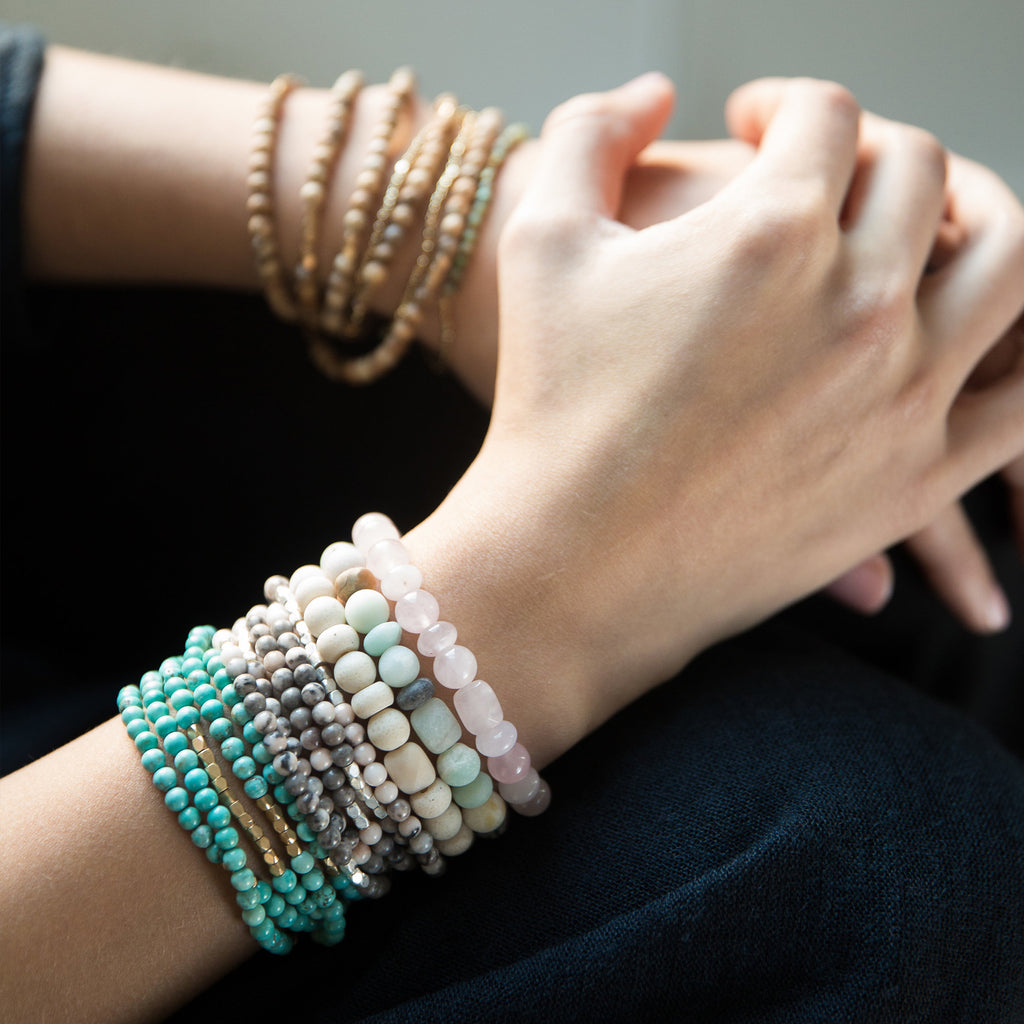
[220,683,239,707]
[307,841,326,860]
[191,825,213,849]
[186,667,208,688]
[173,748,199,773]
[265,894,286,918]
[177,806,201,831]
[296,823,315,844]
[272,870,297,893]
[160,657,183,677]
[142,687,167,707]
[363,620,402,657]
[169,689,195,712]
[164,787,189,813]
[252,743,271,765]
[200,699,224,721]
[275,905,297,929]
[263,766,282,785]
[221,737,244,761]
[180,658,204,677]
[209,717,234,742]
[230,868,256,892]
[321,899,345,921]
[436,742,482,788]
[205,845,223,865]
[153,714,178,739]
[140,670,163,689]
[241,906,266,927]
[151,766,177,792]
[291,851,315,875]
[232,756,256,780]
[183,767,209,792]
[286,802,303,823]
[193,683,217,705]
[313,887,335,909]
[242,722,261,746]
[176,706,200,728]
[230,703,250,726]
[235,887,261,911]
[298,898,318,917]
[221,847,246,871]
[213,667,231,688]
[284,886,307,906]
[120,705,144,724]
[163,731,187,757]
[140,747,166,773]
[194,787,219,813]
[204,810,228,835]
[126,719,149,741]
[214,827,239,850]
[256,880,272,904]
[273,784,290,805]
[143,701,169,720]
[301,868,325,892]
[452,771,493,809]
[378,645,420,687]
[250,919,275,944]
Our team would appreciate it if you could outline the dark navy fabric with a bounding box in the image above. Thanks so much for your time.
[2,26,1022,1022]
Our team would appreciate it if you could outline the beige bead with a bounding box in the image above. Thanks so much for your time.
[333,650,376,693]
[320,541,363,580]
[423,802,462,840]
[336,566,377,602]
[315,623,359,664]
[410,778,452,820]
[350,680,394,719]
[289,564,326,591]
[303,596,347,638]
[384,742,436,795]
[461,792,507,834]
[295,574,336,612]
[366,709,410,752]
[435,823,474,857]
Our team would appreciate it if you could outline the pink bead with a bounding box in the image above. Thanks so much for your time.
[381,563,423,601]
[352,512,400,555]
[515,779,551,817]
[487,742,530,783]
[417,620,456,658]
[366,538,409,578]
[498,767,540,804]
[477,720,517,757]
[395,589,440,633]
[434,645,477,690]
[453,679,503,734]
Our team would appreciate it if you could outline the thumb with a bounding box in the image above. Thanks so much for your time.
[724,76,792,146]
[520,73,675,224]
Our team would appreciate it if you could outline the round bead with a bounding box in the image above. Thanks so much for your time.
[436,742,481,788]
[164,787,189,813]
[410,697,461,755]
[333,650,376,694]
[395,590,439,633]
[194,787,218,813]
[378,645,420,688]
[303,596,347,638]
[383,742,436,795]
[435,823,474,857]
[351,512,399,555]
[487,742,531,783]
[320,540,364,580]
[380,564,423,601]
[515,779,551,816]
[366,538,409,578]
[498,767,541,805]
[363,761,388,788]
[152,766,177,792]
[343,589,390,634]
[375,780,399,805]
[410,778,452,819]
[454,679,503,735]
[207,805,230,828]
[477,721,518,758]
[366,708,410,751]
[423,801,463,840]
[288,563,326,592]
[452,771,493,809]
[461,791,507,834]
[140,748,165,773]
[363,620,403,657]
[295,574,335,612]
[177,806,201,831]
[434,645,477,690]
[350,681,395,719]
[395,676,434,712]
[416,620,457,658]
[183,767,210,792]
[316,624,360,664]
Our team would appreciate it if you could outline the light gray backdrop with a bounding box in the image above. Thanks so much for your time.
[7,0,1022,196]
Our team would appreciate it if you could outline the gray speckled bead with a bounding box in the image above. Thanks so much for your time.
[396,676,434,712]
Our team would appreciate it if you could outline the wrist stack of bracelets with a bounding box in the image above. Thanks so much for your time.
[118,513,550,954]
[246,66,527,384]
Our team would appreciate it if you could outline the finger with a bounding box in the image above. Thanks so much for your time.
[517,73,676,224]
[918,152,1024,365]
[825,553,894,614]
[844,113,947,281]
[723,77,861,215]
[905,503,1011,633]
[1003,452,1024,557]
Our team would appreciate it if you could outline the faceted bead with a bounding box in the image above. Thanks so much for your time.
[416,621,456,658]
[363,620,402,657]
[366,538,409,578]
[410,698,461,754]
[351,512,400,555]
[487,742,530,783]
[303,596,347,638]
[395,590,439,633]
[498,767,541,805]
[383,742,436,795]
[434,645,477,689]
[436,742,481,788]
[343,589,390,634]
[366,708,410,751]
[435,823,474,857]
[454,679,504,736]
[380,564,423,601]
[320,540,363,580]
[410,778,452,819]
[461,792,507,834]
[350,681,394,719]
[378,645,420,687]
[452,772,493,809]
[316,624,360,664]
[333,651,377,693]
[423,801,462,840]
[477,720,517,758]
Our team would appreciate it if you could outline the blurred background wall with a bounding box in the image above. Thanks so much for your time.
[6,0,1022,196]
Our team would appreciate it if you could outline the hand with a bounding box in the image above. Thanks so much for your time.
[407,74,1024,761]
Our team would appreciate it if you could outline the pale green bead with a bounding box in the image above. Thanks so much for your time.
[378,645,420,687]
[436,742,481,788]
[363,620,402,657]
[452,771,493,809]
[410,697,461,754]
[343,589,389,634]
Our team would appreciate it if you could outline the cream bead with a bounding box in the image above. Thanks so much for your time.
[350,680,394,719]
[321,540,364,580]
[435,823,474,857]
[295,574,336,611]
[315,623,360,665]
[460,792,507,834]
[289,563,325,591]
[333,650,377,692]
[366,708,410,751]
[384,742,436,795]
[423,802,462,840]
[410,778,452,820]
[303,596,347,638]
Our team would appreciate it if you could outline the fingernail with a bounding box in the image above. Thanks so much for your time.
[981,588,1011,632]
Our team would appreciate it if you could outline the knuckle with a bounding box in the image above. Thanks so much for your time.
[791,77,861,121]
[901,125,947,186]
[542,91,615,136]
[499,206,591,264]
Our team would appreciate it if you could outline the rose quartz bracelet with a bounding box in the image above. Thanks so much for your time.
[352,512,551,816]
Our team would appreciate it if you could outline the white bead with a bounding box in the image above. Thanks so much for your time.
[320,540,364,580]
[315,624,359,664]
[374,780,398,805]
[295,574,336,612]
[410,778,452,819]
[351,512,400,556]
[303,596,347,638]
[289,563,326,592]
[333,650,377,693]
[363,762,388,788]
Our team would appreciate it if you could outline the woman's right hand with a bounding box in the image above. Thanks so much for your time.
[405,74,1024,764]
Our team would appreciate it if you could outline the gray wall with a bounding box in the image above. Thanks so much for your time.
[7,0,1022,196]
